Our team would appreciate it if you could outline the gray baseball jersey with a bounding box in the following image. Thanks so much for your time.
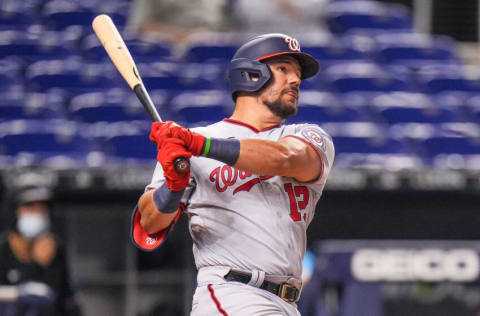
[144,118,335,280]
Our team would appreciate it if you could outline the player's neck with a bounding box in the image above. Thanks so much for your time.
[231,97,284,130]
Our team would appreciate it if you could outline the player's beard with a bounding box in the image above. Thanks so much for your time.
[263,91,298,120]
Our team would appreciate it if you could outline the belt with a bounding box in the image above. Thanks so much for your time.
[224,270,300,303]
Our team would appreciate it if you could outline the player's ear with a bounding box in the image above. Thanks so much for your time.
[249,72,260,82]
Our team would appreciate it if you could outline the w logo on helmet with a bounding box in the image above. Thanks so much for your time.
[285,37,300,52]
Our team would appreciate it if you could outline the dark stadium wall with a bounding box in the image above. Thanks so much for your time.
[309,190,480,243]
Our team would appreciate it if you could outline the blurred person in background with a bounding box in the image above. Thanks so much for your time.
[127,0,235,45]
[0,185,82,316]
[231,0,328,37]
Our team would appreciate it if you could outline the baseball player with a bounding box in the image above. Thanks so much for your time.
[131,33,335,315]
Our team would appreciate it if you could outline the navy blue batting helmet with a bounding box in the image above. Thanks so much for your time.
[228,33,319,100]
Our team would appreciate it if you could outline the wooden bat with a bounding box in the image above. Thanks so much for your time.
[92,14,189,174]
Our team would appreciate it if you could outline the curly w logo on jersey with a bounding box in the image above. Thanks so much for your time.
[209,165,273,194]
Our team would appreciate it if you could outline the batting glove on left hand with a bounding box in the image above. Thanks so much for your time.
[158,138,192,191]
[150,121,205,156]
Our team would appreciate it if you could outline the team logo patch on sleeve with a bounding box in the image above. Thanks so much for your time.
[301,127,327,152]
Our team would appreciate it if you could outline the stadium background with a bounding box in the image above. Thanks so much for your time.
[0,0,480,315]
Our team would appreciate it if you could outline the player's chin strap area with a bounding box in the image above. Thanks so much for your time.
[224,270,302,303]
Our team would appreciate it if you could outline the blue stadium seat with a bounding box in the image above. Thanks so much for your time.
[421,136,480,156]
[430,91,474,116]
[82,33,172,62]
[0,59,21,88]
[42,1,96,30]
[169,90,233,126]
[416,65,480,94]
[371,92,464,124]
[299,35,373,90]
[104,134,156,161]
[396,122,480,168]
[93,1,130,12]
[0,30,75,62]
[69,89,153,123]
[464,95,480,123]
[300,76,324,91]
[324,122,421,169]
[0,119,99,167]
[147,89,172,118]
[288,91,368,124]
[85,1,129,27]
[374,33,460,68]
[419,135,480,169]
[301,34,372,68]
[99,122,156,164]
[424,77,480,94]
[184,44,237,63]
[333,135,403,154]
[428,78,480,94]
[182,34,242,62]
[324,0,412,34]
[325,62,413,93]
[25,60,117,94]
[139,62,220,91]
[379,106,459,124]
[0,3,39,28]
[69,0,129,30]
[0,90,67,121]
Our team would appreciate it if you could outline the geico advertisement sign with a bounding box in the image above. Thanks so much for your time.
[351,249,479,282]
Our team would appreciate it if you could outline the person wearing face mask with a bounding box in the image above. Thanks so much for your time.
[0,185,82,316]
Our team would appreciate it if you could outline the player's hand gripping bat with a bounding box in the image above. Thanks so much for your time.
[92,14,189,174]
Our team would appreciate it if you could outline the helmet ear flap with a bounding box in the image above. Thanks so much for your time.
[228,58,272,101]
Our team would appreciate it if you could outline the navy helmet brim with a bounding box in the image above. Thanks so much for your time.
[257,51,319,80]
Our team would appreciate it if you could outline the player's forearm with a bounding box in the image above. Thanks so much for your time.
[138,190,178,234]
[201,137,288,173]
[202,137,321,181]
[234,139,309,177]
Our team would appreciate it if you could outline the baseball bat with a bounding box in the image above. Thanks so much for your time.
[92,14,189,174]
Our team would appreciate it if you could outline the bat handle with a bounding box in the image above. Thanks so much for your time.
[133,85,191,175]
[174,157,190,174]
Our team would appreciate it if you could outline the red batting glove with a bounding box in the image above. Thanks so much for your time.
[150,121,175,149]
[171,126,205,156]
[150,121,205,156]
[158,138,192,191]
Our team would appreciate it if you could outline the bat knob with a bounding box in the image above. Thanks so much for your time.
[174,157,190,174]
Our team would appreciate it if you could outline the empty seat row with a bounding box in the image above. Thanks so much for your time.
[0,89,234,126]
[8,88,480,127]
[1,0,412,36]
[324,0,412,34]
[0,0,129,31]
[1,58,231,93]
[1,120,479,170]
[323,121,480,170]
[0,25,460,66]
[0,119,155,168]
[7,58,480,100]
[289,91,469,125]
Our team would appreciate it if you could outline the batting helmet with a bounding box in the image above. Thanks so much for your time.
[228,33,319,100]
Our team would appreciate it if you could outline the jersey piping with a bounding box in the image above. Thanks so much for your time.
[223,118,280,133]
[208,284,229,316]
